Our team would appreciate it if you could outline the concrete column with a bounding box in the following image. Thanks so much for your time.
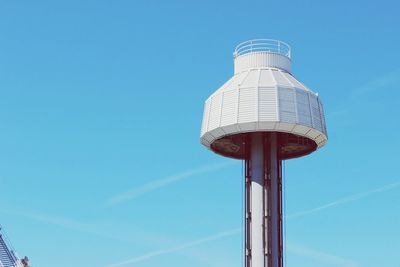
[246,132,283,267]
[250,133,265,267]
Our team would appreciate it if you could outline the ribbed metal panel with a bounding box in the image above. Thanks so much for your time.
[272,70,293,88]
[234,52,291,74]
[285,74,308,90]
[295,89,312,127]
[220,89,239,127]
[318,100,327,135]
[214,76,235,95]
[237,71,251,87]
[278,87,296,123]
[201,101,211,136]
[259,87,278,121]
[208,94,223,130]
[259,69,276,87]
[241,69,260,88]
[201,68,327,150]
[309,94,323,132]
[238,87,257,123]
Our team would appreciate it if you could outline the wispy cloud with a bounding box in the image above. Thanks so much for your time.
[286,181,400,219]
[287,242,360,267]
[3,174,396,267]
[105,228,241,267]
[106,180,400,266]
[107,162,235,206]
[329,68,400,117]
[0,207,125,242]
[106,228,360,267]
[0,162,236,246]
[0,207,184,248]
[352,68,400,97]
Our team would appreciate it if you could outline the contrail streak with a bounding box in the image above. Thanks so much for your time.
[107,162,235,205]
[0,208,126,242]
[105,228,360,267]
[353,68,400,96]
[286,181,400,219]
[106,180,399,266]
[287,242,360,267]
[105,228,241,267]
[329,68,400,117]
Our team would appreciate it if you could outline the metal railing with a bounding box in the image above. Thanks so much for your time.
[0,227,26,267]
[234,39,291,58]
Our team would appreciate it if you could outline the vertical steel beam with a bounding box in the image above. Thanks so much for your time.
[245,157,252,267]
[245,132,283,267]
[268,133,282,267]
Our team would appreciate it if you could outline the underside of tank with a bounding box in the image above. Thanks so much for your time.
[210,131,317,160]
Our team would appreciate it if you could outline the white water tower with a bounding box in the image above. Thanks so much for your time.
[200,39,327,267]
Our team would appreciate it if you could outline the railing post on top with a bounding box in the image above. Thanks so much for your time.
[233,39,291,58]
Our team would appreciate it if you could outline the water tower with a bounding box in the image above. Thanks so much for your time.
[200,39,327,267]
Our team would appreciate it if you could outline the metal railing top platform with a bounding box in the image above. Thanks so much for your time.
[234,39,291,59]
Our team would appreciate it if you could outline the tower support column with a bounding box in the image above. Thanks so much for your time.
[245,133,283,267]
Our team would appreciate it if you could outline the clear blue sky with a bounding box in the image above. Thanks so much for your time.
[0,1,399,266]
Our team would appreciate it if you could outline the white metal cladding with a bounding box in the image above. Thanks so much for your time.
[201,65,328,150]
[234,52,291,74]
[238,87,257,123]
[296,89,312,127]
[259,87,277,121]
[208,93,222,130]
[220,89,238,127]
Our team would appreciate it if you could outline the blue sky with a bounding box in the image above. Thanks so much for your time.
[0,0,399,266]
